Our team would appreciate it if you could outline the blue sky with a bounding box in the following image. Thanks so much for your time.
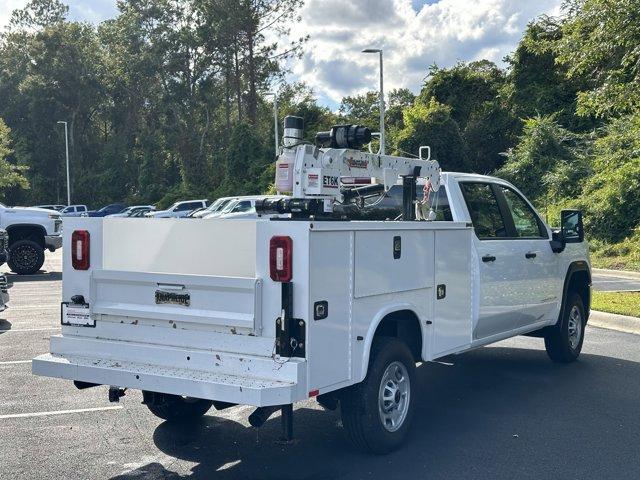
[1,0,563,108]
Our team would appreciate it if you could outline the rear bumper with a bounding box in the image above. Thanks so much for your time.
[32,335,307,407]
[45,234,62,251]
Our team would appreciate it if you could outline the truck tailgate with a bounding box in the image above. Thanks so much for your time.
[92,269,263,333]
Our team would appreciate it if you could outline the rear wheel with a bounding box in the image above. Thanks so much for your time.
[341,337,416,454]
[142,391,213,421]
[544,292,586,363]
[8,240,45,275]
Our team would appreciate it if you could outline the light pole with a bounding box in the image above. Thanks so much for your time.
[266,92,279,157]
[362,48,385,155]
[57,121,71,205]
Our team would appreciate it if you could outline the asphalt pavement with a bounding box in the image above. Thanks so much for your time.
[592,269,640,292]
[1,251,640,479]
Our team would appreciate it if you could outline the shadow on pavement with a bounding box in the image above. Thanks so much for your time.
[3,271,62,283]
[111,346,640,480]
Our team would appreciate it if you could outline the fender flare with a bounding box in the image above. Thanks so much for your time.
[558,260,592,325]
[357,302,425,383]
[6,224,47,245]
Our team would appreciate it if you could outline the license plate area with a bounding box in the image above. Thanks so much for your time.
[61,302,95,327]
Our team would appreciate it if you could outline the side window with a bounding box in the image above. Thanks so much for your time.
[500,187,547,238]
[459,183,508,239]
[175,203,192,212]
[78,206,86,212]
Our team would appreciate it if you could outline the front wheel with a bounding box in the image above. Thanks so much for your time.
[544,292,586,363]
[8,240,45,275]
[341,337,416,454]
[142,391,213,422]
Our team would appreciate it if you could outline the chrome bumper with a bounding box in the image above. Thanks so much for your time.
[44,234,62,251]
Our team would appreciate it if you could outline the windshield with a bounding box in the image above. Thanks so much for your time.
[219,199,241,214]
[207,198,231,212]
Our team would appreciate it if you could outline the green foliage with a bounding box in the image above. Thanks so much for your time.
[498,115,590,203]
[395,98,469,172]
[0,118,29,194]
[555,0,640,118]
[576,114,640,242]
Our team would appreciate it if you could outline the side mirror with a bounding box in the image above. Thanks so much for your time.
[550,210,584,253]
[561,209,584,243]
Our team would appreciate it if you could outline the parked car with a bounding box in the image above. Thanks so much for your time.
[146,199,208,218]
[60,205,88,217]
[206,195,288,219]
[107,205,155,218]
[81,203,127,217]
[190,197,237,219]
[0,203,62,274]
[34,204,65,212]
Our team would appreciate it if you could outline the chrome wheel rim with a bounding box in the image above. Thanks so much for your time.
[568,305,583,350]
[378,361,410,432]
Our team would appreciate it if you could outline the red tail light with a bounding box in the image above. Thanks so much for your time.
[270,236,292,282]
[71,230,90,270]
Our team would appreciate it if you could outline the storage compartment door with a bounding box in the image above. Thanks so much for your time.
[432,229,473,357]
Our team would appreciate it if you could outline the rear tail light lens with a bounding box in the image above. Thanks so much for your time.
[270,236,292,282]
[71,230,90,270]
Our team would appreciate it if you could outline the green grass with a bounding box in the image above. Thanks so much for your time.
[589,229,640,272]
[591,291,640,318]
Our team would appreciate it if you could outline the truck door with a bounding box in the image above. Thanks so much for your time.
[496,185,559,325]
[459,182,530,339]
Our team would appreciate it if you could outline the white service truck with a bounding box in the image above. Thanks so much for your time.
[0,203,63,274]
[33,118,590,453]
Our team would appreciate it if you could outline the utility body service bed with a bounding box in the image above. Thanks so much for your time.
[34,217,473,406]
[33,117,590,452]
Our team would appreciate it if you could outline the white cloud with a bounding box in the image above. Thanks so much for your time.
[1,0,563,109]
[287,0,563,105]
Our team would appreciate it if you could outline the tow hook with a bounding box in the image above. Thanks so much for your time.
[108,386,126,403]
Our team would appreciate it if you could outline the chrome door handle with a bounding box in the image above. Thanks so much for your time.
[525,252,537,259]
[482,255,496,263]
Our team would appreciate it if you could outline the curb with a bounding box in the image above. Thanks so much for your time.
[592,268,640,281]
[589,310,640,335]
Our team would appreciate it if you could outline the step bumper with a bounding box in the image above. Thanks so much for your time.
[32,336,307,407]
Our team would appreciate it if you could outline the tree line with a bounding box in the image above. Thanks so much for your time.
[1,0,638,267]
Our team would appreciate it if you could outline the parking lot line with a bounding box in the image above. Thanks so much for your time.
[0,327,59,332]
[0,360,31,365]
[0,406,123,420]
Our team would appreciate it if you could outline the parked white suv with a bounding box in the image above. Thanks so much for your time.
[0,203,62,274]
[60,205,88,217]
[147,200,208,218]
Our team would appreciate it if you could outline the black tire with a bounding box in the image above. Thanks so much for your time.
[544,292,586,363]
[341,337,416,454]
[142,391,213,422]
[8,240,45,275]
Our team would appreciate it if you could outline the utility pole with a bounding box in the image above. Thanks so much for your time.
[57,121,71,205]
[362,48,385,155]
[266,92,279,157]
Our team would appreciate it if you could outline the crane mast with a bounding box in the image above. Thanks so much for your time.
[256,116,442,220]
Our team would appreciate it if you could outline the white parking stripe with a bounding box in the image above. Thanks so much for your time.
[0,327,59,332]
[0,406,122,420]
[6,304,61,310]
[0,360,31,365]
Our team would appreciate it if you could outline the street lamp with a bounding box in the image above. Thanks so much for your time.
[265,92,279,157]
[362,48,385,155]
[56,121,71,205]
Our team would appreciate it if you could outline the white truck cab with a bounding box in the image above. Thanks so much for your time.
[33,119,590,454]
[0,203,62,274]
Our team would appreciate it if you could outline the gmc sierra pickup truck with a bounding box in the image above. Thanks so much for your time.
[0,203,62,275]
[33,120,590,454]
